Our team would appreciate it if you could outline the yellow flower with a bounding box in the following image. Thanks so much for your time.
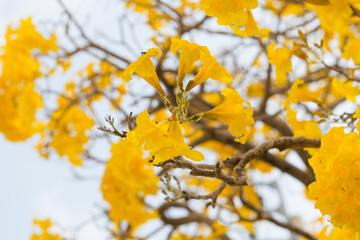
[286,102,322,139]
[342,37,360,65]
[247,82,264,98]
[170,38,233,91]
[185,47,233,91]
[125,0,171,30]
[232,10,270,37]
[265,0,305,16]
[267,43,292,87]
[49,106,94,166]
[126,110,169,151]
[204,88,254,143]
[101,139,158,228]
[31,218,63,240]
[306,0,353,37]
[124,48,165,96]
[354,106,360,132]
[200,0,269,37]
[308,127,360,231]
[37,84,94,166]
[317,225,359,240]
[200,0,258,27]
[288,78,324,103]
[170,38,203,87]
[330,77,360,103]
[0,18,58,141]
[127,110,204,164]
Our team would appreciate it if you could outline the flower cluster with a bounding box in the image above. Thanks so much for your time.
[30,219,63,240]
[101,139,158,229]
[37,82,95,166]
[0,18,58,141]
[124,38,254,163]
[309,127,360,231]
[127,110,204,164]
[199,0,269,37]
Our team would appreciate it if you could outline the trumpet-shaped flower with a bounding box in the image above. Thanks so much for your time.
[127,110,204,164]
[185,47,233,91]
[170,38,233,91]
[170,38,203,87]
[204,88,254,143]
[126,110,169,151]
[124,48,165,95]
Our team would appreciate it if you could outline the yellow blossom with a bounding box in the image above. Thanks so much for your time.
[185,47,233,91]
[318,225,360,240]
[0,18,57,141]
[79,62,126,106]
[31,218,63,240]
[126,110,169,151]
[49,106,94,166]
[354,106,360,132]
[204,88,254,143]
[200,0,269,37]
[308,127,360,231]
[124,48,165,96]
[232,10,270,37]
[182,121,236,160]
[330,77,360,103]
[342,37,360,65]
[101,139,158,228]
[265,0,305,16]
[306,0,353,37]
[126,110,204,164]
[200,0,258,27]
[267,43,292,87]
[247,82,264,98]
[170,38,233,91]
[288,78,324,103]
[286,102,322,139]
[170,38,203,86]
[37,84,94,166]
[125,0,170,30]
